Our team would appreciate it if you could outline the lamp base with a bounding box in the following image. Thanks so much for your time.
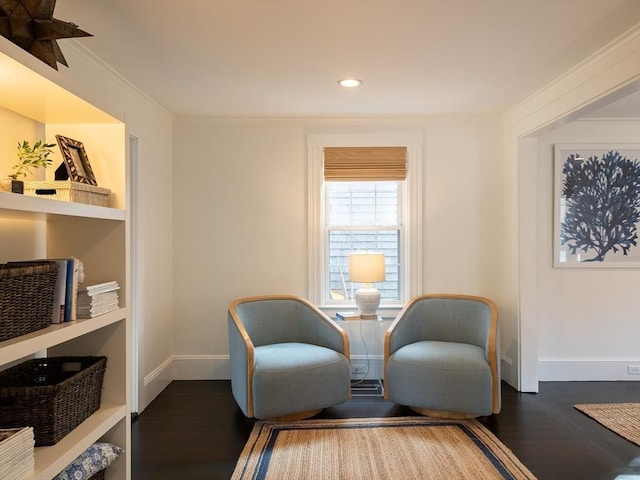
[355,285,381,318]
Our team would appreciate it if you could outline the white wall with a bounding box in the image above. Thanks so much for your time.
[0,109,45,261]
[535,119,640,380]
[171,120,309,378]
[423,116,504,295]
[171,116,505,379]
[0,109,45,183]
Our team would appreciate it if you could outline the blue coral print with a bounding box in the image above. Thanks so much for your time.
[560,150,640,262]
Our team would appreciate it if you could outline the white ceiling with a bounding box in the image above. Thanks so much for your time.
[55,0,640,119]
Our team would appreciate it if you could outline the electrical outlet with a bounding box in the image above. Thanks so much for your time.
[628,365,640,375]
[352,364,366,374]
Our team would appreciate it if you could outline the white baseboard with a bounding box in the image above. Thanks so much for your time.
[500,355,516,388]
[140,355,229,412]
[171,354,231,379]
[538,360,640,381]
[141,357,173,412]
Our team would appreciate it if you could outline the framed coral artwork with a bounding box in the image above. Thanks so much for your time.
[554,144,640,268]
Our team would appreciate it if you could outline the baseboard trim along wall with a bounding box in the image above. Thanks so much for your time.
[171,355,231,379]
[143,356,640,410]
[142,357,172,411]
[538,360,640,381]
[500,355,515,389]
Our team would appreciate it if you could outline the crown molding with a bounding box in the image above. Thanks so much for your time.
[63,39,174,122]
[503,24,640,135]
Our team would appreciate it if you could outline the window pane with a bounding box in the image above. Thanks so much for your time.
[327,182,398,227]
[328,229,400,301]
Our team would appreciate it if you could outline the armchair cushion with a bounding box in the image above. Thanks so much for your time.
[386,340,492,415]
[252,342,350,419]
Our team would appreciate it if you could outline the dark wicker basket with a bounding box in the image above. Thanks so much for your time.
[88,469,106,480]
[0,356,107,446]
[0,261,58,342]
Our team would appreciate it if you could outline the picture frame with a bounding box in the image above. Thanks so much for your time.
[554,143,640,268]
[55,135,97,185]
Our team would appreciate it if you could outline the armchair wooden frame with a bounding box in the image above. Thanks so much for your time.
[384,293,500,416]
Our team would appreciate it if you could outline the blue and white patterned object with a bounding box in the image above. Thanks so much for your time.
[54,442,124,480]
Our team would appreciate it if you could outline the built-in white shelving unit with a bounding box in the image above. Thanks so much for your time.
[0,46,130,480]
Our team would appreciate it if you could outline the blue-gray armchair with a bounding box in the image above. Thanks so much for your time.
[228,295,351,420]
[384,294,500,418]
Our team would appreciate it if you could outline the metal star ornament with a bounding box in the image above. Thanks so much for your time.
[0,0,92,70]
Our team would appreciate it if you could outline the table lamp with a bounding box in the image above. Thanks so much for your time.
[349,251,385,319]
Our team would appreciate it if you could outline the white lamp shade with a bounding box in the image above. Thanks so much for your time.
[349,252,385,283]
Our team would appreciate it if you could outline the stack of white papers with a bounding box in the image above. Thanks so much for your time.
[77,281,120,318]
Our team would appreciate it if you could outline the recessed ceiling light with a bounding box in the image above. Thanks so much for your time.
[338,78,362,88]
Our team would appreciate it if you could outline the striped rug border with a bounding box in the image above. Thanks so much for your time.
[232,416,536,480]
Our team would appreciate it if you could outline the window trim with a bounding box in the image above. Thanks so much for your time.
[307,132,423,315]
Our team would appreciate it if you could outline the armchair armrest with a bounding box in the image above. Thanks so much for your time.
[295,298,350,358]
[227,309,255,417]
[384,298,423,357]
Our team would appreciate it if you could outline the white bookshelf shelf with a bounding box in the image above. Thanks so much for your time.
[0,309,125,365]
[0,191,125,221]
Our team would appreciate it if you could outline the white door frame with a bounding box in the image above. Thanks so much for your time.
[503,26,639,392]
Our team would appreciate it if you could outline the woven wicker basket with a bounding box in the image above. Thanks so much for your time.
[0,356,107,446]
[23,180,111,207]
[0,261,58,342]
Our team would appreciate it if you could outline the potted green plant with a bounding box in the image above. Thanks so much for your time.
[6,140,56,193]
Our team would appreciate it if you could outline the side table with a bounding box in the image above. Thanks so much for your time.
[335,316,389,397]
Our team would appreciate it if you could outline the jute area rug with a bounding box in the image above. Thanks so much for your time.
[231,416,536,480]
[574,403,640,446]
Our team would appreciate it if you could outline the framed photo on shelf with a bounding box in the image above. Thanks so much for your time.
[553,143,640,268]
[55,135,97,185]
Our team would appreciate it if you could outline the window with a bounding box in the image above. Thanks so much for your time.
[308,133,423,312]
[327,181,402,302]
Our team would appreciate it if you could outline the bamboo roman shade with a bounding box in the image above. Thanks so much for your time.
[323,146,407,181]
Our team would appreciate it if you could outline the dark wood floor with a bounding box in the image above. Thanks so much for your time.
[131,380,640,480]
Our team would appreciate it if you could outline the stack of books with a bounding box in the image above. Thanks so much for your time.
[50,257,81,323]
[0,427,34,480]
[77,281,120,318]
